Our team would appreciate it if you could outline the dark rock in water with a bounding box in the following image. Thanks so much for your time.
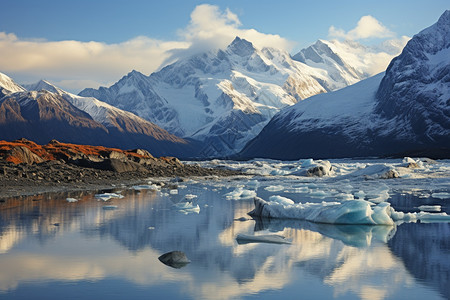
[158,251,191,269]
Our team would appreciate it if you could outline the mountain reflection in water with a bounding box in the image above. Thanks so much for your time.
[0,185,448,300]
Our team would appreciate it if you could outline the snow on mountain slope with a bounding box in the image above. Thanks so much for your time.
[375,10,450,144]
[292,38,407,91]
[239,73,385,159]
[239,10,450,160]
[81,37,377,157]
[25,80,185,143]
[0,72,26,94]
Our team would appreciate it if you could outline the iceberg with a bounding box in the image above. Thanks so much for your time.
[225,187,257,200]
[173,202,200,214]
[431,192,450,199]
[66,198,78,203]
[249,197,450,225]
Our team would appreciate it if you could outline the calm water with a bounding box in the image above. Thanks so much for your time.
[0,176,449,300]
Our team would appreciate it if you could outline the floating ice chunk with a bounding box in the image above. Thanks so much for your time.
[264,185,284,192]
[184,194,197,200]
[66,198,78,203]
[103,205,118,210]
[94,193,124,201]
[269,195,295,206]
[173,202,200,214]
[309,190,332,198]
[169,189,179,195]
[418,205,441,212]
[349,164,399,179]
[246,180,260,189]
[431,192,450,199]
[225,187,257,200]
[132,184,160,191]
[249,197,394,225]
[236,234,291,244]
[301,159,314,168]
[249,197,450,225]
[353,191,365,199]
[335,193,354,200]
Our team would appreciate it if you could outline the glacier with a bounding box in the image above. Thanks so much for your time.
[239,10,450,160]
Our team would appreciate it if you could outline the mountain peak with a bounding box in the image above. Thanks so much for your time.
[227,37,255,57]
[23,79,61,94]
[0,72,26,93]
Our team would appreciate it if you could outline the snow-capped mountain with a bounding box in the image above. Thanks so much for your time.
[239,10,450,159]
[292,38,407,90]
[0,72,197,157]
[81,37,395,157]
[0,72,26,95]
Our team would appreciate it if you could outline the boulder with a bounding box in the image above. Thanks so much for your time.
[158,251,190,268]
[7,146,45,164]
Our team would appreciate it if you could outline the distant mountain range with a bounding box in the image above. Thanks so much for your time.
[0,74,197,158]
[79,37,403,157]
[239,10,450,159]
[2,11,447,160]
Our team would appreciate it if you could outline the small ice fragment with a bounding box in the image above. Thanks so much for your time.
[269,195,294,206]
[173,202,200,214]
[170,189,179,195]
[184,194,197,200]
[95,193,124,201]
[418,205,441,212]
[236,234,292,244]
[431,192,450,199]
[148,226,156,230]
[309,190,331,198]
[264,185,284,192]
[66,198,78,203]
[225,188,257,200]
[132,184,160,191]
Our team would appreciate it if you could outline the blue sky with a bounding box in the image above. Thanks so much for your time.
[0,0,448,92]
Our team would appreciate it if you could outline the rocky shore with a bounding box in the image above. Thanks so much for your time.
[0,139,241,198]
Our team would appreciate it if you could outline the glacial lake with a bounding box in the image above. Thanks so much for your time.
[0,158,449,300]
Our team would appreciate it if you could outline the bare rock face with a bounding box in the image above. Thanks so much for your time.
[158,251,191,269]
[8,146,44,164]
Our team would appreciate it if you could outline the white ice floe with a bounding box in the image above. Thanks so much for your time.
[169,189,179,195]
[66,198,78,203]
[173,202,200,214]
[236,234,292,244]
[431,192,450,199]
[349,164,399,179]
[94,193,124,201]
[269,195,295,206]
[132,184,160,191]
[225,187,257,200]
[249,197,450,225]
[184,194,198,200]
[264,185,285,192]
[309,190,333,198]
[418,205,441,212]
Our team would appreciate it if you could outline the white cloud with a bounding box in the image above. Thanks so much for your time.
[0,4,293,93]
[329,15,394,40]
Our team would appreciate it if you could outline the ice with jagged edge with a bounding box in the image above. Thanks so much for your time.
[250,197,450,225]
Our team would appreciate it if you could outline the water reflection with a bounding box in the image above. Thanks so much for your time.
[0,186,448,300]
